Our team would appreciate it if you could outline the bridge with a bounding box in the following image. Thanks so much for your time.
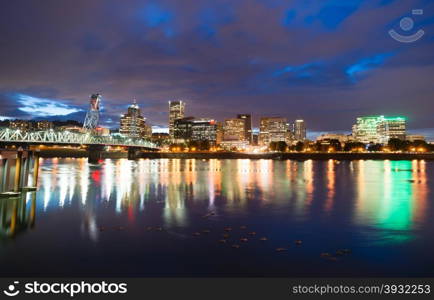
[0,127,159,162]
[0,93,161,199]
[0,128,157,149]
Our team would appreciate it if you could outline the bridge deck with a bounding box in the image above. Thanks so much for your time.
[0,128,159,150]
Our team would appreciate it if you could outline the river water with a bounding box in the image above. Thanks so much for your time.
[1,158,433,276]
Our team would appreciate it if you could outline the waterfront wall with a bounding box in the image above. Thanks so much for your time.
[140,151,434,161]
[38,149,434,161]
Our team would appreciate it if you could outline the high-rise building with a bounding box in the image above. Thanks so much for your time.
[173,117,217,144]
[252,132,259,146]
[259,117,290,146]
[352,115,406,144]
[352,116,380,144]
[120,100,151,139]
[173,117,194,142]
[216,121,224,145]
[221,117,249,150]
[169,100,185,138]
[223,118,246,141]
[377,117,406,144]
[191,118,217,143]
[293,119,306,141]
[237,114,252,144]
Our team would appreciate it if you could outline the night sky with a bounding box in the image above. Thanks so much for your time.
[1,0,433,138]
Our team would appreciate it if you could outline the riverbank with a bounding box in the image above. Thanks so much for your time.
[38,149,434,160]
[140,151,434,161]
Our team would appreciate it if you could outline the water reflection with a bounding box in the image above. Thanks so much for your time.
[324,160,336,212]
[1,157,433,278]
[3,158,429,245]
[354,160,429,243]
[0,192,36,238]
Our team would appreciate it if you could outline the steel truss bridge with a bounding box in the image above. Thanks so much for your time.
[0,128,158,149]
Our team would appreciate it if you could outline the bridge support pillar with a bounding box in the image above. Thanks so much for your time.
[88,145,105,164]
[1,158,9,193]
[32,150,40,188]
[13,148,24,192]
[128,147,142,160]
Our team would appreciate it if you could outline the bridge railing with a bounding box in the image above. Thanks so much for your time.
[0,128,158,149]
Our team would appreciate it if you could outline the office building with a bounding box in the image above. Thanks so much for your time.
[173,117,217,144]
[352,116,380,143]
[120,100,151,139]
[293,119,306,141]
[377,117,406,144]
[352,115,406,144]
[223,118,246,141]
[237,114,252,144]
[252,133,259,146]
[191,118,217,143]
[169,100,185,138]
[216,121,224,145]
[259,117,291,146]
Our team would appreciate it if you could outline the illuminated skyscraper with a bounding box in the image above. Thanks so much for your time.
[223,118,246,141]
[191,118,217,143]
[259,117,290,146]
[216,121,224,145]
[293,119,306,141]
[120,100,151,139]
[378,117,406,144]
[221,117,248,149]
[236,114,252,144]
[352,116,380,143]
[169,100,185,138]
[352,115,406,144]
[173,117,217,144]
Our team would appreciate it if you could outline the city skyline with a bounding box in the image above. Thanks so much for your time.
[0,99,429,141]
[0,0,433,137]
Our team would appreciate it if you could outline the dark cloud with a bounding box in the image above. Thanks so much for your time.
[0,0,433,133]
